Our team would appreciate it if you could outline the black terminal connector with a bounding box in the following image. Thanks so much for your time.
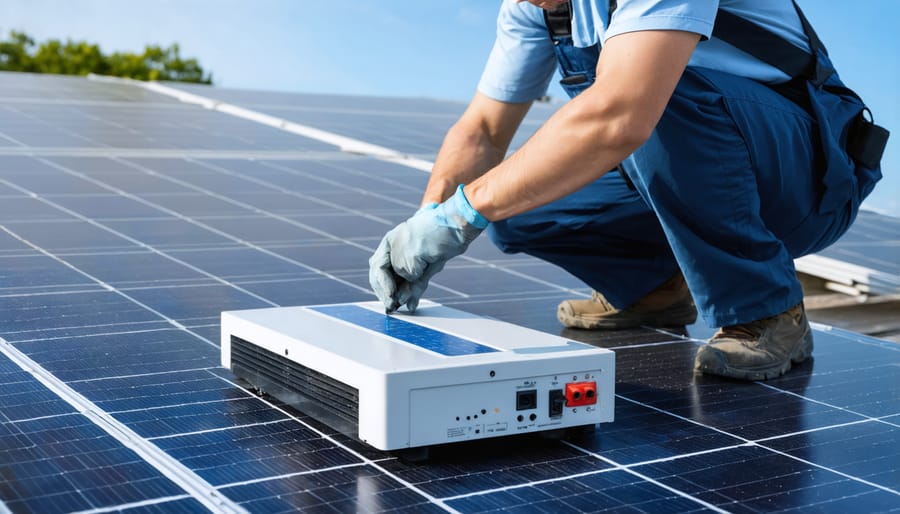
[516,389,537,411]
[549,389,565,418]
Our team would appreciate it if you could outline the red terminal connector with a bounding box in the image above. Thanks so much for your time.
[565,381,597,407]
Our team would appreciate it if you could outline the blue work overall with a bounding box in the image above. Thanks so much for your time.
[486,34,876,327]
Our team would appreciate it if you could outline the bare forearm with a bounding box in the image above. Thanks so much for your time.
[465,92,641,220]
[421,93,532,206]
[421,124,507,206]
[465,30,700,221]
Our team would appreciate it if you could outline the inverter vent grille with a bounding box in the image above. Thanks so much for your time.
[230,335,359,425]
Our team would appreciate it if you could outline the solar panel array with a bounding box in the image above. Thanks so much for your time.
[0,71,898,513]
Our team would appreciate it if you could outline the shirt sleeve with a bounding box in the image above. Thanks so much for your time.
[604,0,719,43]
[569,0,718,47]
[477,0,558,103]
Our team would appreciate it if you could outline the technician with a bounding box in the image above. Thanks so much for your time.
[369,0,883,381]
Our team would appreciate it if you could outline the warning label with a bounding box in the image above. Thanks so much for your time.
[447,427,466,438]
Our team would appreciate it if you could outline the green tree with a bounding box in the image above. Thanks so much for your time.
[0,30,212,84]
[31,39,108,76]
[108,43,211,83]
[0,31,35,71]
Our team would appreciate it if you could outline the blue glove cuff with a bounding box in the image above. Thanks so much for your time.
[453,185,489,229]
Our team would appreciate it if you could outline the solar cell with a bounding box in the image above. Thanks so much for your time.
[0,71,898,513]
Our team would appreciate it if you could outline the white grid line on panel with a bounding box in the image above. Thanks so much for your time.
[145,418,289,441]
[615,394,900,496]
[1,225,202,335]
[108,395,259,417]
[205,371,462,514]
[214,462,368,490]
[5,326,176,345]
[0,130,27,147]
[1,175,284,310]
[3,104,112,149]
[757,381,900,430]
[0,337,251,514]
[34,156,381,297]
[0,147,363,160]
[67,367,221,385]
[87,74,435,172]
[442,444,734,512]
[68,495,194,514]
[0,208,449,512]
[109,156,470,299]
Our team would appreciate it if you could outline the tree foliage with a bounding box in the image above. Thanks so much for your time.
[0,30,212,84]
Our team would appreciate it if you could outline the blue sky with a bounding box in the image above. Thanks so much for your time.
[2,0,897,214]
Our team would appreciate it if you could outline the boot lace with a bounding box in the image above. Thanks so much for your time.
[714,304,803,341]
[714,320,767,341]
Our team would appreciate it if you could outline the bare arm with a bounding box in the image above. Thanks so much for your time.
[464,29,701,221]
[421,92,532,206]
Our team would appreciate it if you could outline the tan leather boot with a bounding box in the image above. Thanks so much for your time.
[557,272,697,329]
[694,303,813,381]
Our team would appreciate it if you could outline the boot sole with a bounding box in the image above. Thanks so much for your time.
[697,328,814,381]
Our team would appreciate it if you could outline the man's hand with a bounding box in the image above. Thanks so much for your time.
[369,185,489,313]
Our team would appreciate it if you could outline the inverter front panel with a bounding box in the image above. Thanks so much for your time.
[407,369,607,446]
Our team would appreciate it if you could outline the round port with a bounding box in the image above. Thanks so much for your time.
[481,409,487,415]
[573,391,582,400]
[529,413,537,421]
[517,415,523,422]
[586,390,595,398]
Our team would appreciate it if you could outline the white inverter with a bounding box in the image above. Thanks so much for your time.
[221,301,615,452]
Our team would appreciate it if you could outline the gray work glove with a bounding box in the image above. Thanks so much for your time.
[369,185,489,313]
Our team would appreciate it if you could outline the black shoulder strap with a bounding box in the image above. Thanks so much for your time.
[546,0,816,81]
[544,1,618,42]
[545,1,832,85]
[544,2,572,39]
[712,1,830,84]
[713,3,888,175]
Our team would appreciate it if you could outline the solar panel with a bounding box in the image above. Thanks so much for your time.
[796,210,900,295]
[0,70,898,513]
[165,81,557,160]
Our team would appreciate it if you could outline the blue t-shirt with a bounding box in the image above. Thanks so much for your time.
[478,0,811,103]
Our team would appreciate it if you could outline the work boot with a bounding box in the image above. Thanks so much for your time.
[694,303,813,381]
[557,272,697,329]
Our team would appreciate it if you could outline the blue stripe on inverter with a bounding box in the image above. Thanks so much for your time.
[308,304,500,356]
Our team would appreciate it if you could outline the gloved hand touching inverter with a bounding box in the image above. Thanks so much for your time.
[369,185,489,313]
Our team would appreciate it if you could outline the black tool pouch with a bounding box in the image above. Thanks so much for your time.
[848,109,890,171]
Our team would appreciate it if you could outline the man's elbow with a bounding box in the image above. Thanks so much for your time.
[445,120,506,160]
[609,115,654,154]
[569,93,653,155]
[588,108,656,158]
